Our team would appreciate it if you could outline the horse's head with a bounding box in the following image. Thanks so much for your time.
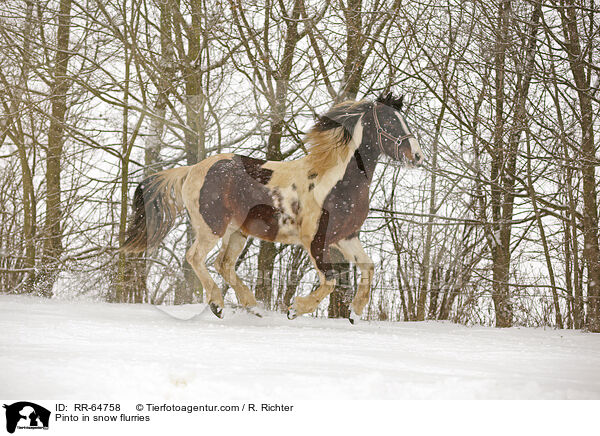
[366,92,424,167]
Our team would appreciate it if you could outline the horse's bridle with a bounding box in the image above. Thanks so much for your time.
[372,103,415,160]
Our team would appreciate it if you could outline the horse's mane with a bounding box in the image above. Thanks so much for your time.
[305,100,372,174]
[304,93,404,174]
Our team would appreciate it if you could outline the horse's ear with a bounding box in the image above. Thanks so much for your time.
[376,92,392,104]
[395,95,404,111]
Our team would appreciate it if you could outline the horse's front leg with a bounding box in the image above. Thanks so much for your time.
[334,236,374,324]
[287,244,336,319]
[287,268,336,319]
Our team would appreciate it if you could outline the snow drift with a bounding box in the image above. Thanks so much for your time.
[1,295,599,400]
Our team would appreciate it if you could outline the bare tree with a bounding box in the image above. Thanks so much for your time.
[228,0,307,308]
[554,0,600,331]
[38,0,73,297]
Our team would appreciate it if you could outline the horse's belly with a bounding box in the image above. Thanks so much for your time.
[232,183,301,244]
[237,204,280,241]
[236,209,301,244]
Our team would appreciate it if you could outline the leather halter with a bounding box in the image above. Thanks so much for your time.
[372,103,415,160]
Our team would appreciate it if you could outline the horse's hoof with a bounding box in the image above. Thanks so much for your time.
[287,307,298,320]
[348,308,360,325]
[209,303,223,319]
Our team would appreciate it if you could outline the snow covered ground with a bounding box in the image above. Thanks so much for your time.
[1,294,599,400]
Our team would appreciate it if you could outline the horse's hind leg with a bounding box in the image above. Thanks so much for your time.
[215,228,257,309]
[334,236,374,324]
[186,233,223,317]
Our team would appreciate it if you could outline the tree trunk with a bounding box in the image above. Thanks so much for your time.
[10,0,37,292]
[115,40,146,303]
[549,53,582,328]
[340,0,363,100]
[133,0,172,304]
[490,0,513,327]
[428,267,440,319]
[416,102,445,320]
[255,0,302,309]
[325,0,364,315]
[558,0,600,331]
[39,0,72,297]
[180,0,205,305]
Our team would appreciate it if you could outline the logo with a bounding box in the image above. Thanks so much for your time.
[3,402,50,434]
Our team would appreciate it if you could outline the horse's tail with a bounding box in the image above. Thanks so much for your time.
[120,166,191,254]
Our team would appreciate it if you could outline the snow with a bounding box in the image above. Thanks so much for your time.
[1,295,599,400]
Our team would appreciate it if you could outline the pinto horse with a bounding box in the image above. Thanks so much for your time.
[121,92,424,323]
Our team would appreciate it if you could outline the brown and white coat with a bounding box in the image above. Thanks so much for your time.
[122,93,423,323]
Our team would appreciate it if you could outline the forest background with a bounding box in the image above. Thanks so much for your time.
[1,0,599,331]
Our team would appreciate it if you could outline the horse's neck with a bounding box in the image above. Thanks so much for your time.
[312,141,380,206]
[337,136,380,184]
[351,141,380,181]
